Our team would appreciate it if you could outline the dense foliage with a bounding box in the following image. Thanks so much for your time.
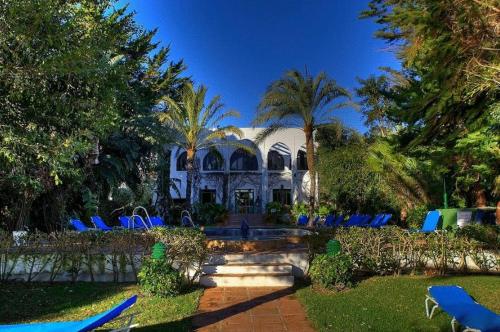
[149,227,208,285]
[0,227,207,283]
[138,258,182,297]
[317,123,433,216]
[357,0,499,207]
[0,0,187,231]
[192,203,228,225]
[306,226,499,276]
[309,253,354,290]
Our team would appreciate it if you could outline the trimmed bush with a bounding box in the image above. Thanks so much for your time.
[192,203,227,225]
[406,205,429,229]
[150,227,208,285]
[309,253,354,290]
[138,258,181,297]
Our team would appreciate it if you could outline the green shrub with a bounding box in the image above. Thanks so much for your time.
[265,202,291,224]
[309,253,354,290]
[456,224,499,249]
[150,227,208,285]
[138,258,181,297]
[317,205,332,217]
[193,203,227,225]
[406,205,429,229]
[291,203,309,221]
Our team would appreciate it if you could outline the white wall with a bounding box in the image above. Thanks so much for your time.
[169,128,311,210]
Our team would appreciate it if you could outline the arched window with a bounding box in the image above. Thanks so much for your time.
[297,150,308,170]
[176,151,187,171]
[203,151,224,171]
[267,150,284,171]
[230,149,258,171]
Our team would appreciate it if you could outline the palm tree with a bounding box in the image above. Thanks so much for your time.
[158,82,243,210]
[253,69,351,225]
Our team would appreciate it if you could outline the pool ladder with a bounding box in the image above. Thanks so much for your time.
[130,206,151,230]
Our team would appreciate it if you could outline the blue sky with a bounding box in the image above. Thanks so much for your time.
[123,0,399,132]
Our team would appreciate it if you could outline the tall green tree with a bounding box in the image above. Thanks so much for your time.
[253,70,350,224]
[317,123,432,215]
[0,0,187,230]
[359,0,499,207]
[158,83,243,210]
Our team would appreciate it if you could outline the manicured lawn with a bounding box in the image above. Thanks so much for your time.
[296,275,500,331]
[0,283,202,331]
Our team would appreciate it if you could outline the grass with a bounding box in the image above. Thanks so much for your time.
[0,283,202,331]
[296,275,500,332]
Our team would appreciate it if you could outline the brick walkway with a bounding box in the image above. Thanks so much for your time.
[192,287,315,331]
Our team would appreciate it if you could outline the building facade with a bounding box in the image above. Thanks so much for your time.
[170,128,312,214]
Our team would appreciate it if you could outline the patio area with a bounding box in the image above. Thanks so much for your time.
[193,287,314,332]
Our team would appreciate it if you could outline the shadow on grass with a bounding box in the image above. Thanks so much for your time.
[0,282,129,323]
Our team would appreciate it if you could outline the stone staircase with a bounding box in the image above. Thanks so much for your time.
[199,250,308,287]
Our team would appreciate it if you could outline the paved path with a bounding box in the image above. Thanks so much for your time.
[192,287,315,331]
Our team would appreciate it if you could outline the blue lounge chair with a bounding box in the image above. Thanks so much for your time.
[417,210,442,233]
[70,219,95,232]
[365,214,384,227]
[148,216,166,227]
[375,214,392,228]
[324,215,335,227]
[297,214,308,226]
[119,216,146,230]
[0,295,138,332]
[425,285,500,332]
[91,216,113,231]
[313,216,321,227]
[343,214,362,227]
[333,215,344,226]
[357,215,372,227]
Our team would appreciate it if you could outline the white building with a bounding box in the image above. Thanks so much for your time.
[170,128,313,214]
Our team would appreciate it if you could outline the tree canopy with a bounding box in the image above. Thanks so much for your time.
[357,0,499,207]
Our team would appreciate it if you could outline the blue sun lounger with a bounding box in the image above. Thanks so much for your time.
[333,215,344,226]
[365,214,384,227]
[324,215,335,227]
[91,216,113,231]
[376,214,392,228]
[425,285,500,332]
[70,219,96,232]
[343,214,362,227]
[148,216,166,227]
[357,215,373,227]
[0,295,138,332]
[297,214,308,226]
[119,216,147,230]
[417,210,442,233]
[367,214,392,228]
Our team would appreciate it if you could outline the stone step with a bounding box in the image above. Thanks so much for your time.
[207,251,308,266]
[199,273,294,287]
[202,263,292,275]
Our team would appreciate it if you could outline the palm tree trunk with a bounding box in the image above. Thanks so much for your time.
[185,148,196,211]
[304,124,316,227]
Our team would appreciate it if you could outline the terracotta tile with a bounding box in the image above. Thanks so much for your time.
[219,324,253,332]
[195,287,313,332]
[284,321,315,331]
[250,306,280,316]
[251,314,282,324]
[253,322,286,331]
